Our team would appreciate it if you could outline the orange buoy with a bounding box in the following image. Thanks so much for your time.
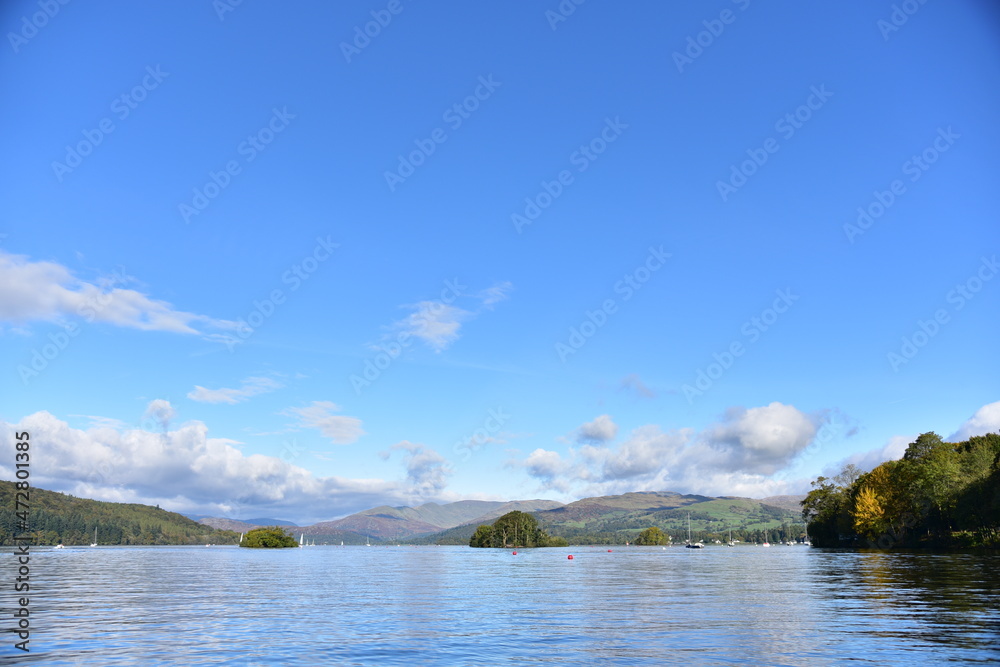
[567,554,574,560]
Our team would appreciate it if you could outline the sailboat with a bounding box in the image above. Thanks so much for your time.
[90,527,98,548]
[762,530,771,547]
[239,533,244,545]
[299,533,305,548]
[727,527,735,547]
[685,513,703,549]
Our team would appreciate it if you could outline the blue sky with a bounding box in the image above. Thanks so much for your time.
[1,1,998,524]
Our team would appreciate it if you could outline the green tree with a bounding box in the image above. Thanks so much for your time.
[240,526,298,548]
[469,524,494,548]
[634,526,668,545]
[469,511,557,548]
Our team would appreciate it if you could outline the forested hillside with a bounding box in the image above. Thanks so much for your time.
[0,481,238,546]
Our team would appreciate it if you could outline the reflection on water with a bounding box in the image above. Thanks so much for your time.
[1,546,997,665]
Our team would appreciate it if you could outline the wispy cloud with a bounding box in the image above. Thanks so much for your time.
[188,376,283,404]
[386,280,513,353]
[477,281,513,308]
[0,250,236,336]
[283,401,364,444]
[620,374,655,399]
[395,301,470,352]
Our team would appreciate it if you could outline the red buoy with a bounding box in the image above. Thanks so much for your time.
[608,549,612,552]
[567,554,574,560]
[512,551,517,555]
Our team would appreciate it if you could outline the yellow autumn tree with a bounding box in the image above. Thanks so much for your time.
[852,485,885,540]
[852,464,897,541]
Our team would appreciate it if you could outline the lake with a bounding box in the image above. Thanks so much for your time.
[2,545,998,665]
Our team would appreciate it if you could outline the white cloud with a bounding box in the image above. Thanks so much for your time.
[829,435,911,476]
[949,400,1000,441]
[188,376,283,404]
[0,411,440,523]
[525,448,566,478]
[477,281,513,307]
[395,301,470,352]
[828,400,1000,478]
[700,402,818,475]
[0,250,236,335]
[516,402,825,498]
[385,441,453,499]
[143,399,176,431]
[386,280,513,353]
[575,414,619,444]
[283,401,364,444]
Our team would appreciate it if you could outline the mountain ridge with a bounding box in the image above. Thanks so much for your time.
[169,491,807,545]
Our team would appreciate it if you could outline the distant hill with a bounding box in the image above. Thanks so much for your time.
[245,517,298,527]
[416,491,807,545]
[0,481,238,546]
[5,483,806,548]
[193,516,298,532]
[195,517,258,532]
[304,499,564,543]
[759,495,807,513]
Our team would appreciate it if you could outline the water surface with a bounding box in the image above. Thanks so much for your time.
[2,545,997,665]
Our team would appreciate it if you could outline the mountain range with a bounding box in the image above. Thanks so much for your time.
[194,492,806,545]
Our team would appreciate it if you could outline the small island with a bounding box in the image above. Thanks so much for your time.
[469,510,568,548]
[633,526,669,545]
[239,526,299,548]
